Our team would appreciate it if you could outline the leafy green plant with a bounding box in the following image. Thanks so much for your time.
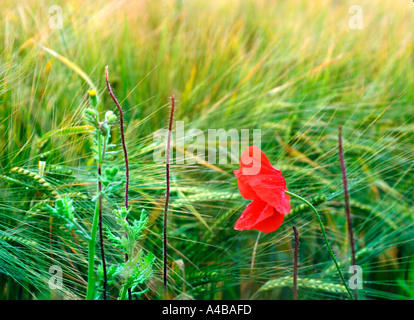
[45,196,90,240]
[83,87,154,300]
[83,89,116,299]
[106,208,155,300]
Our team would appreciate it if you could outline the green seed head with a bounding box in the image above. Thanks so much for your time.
[84,108,97,117]
[105,110,117,123]
[56,198,64,208]
[110,166,119,176]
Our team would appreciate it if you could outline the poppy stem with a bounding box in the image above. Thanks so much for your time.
[285,190,354,300]
[292,226,299,300]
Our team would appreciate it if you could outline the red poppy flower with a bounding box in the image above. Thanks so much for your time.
[234,145,291,233]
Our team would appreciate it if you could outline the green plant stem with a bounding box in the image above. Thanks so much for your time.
[285,190,354,300]
[86,198,100,300]
[86,130,106,300]
[97,165,107,300]
[119,286,128,300]
[250,231,261,273]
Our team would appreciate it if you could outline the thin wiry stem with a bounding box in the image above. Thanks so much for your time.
[105,67,130,211]
[98,128,108,299]
[285,190,354,300]
[86,192,100,300]
[105,67,131,300]
[250,231,261,273]
[98,164,107,300]
[72,219,91,241]
[338,125,358,300]
[163,95,175,294]
[292,226,299,300]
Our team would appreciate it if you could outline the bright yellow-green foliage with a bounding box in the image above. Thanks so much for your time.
[0,0,413,300]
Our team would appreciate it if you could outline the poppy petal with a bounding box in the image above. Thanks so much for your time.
[240,145,270,168]
[235,146,291,214]
[251,211,284,233]
[235,172,291,214]
[239,145,280,175]
[234,146,291,233]
[246,175,291,214]
[234,169,259,200]
[234,199,276,231]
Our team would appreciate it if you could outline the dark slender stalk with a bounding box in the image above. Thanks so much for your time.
[163,95,175,294]
[292,226,299,300]
[98,164,107,300]
[338,125,358,300]
[105,67,130,211]
[105,67,131,300]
